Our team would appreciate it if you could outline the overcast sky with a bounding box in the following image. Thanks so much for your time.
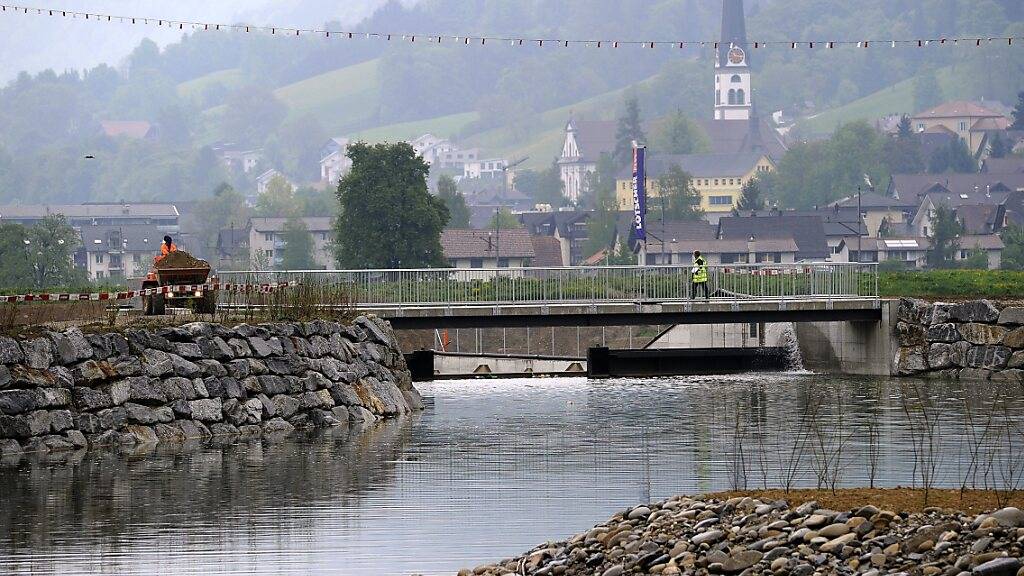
[0,0,392,81]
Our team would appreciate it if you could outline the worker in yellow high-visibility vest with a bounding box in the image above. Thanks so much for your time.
[691,250,709,300]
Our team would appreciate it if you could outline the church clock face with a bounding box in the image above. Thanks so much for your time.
[728,47,746,65]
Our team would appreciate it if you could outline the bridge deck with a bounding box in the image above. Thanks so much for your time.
[373,297,882,329]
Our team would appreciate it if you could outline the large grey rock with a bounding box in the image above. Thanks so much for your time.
[47,332,79,365]
[21,338,53,369]
[952,300,1000,323]
[0,337,23,364]
[97,406,127,430]
[10,366,55,388]
[1003,327,1024,349]
[208,423,240,437]
[367,377,406,415]
[0,390,38,415]
[197,336,234,361]
[188,398,223,422]
[126,424,159,445]
[71,360,111,383]
[929,302,955,325]
[49,410,74,432]
[33,387,72,408]
[75,413,102,434]
[126,377,166,405]
[205,377,244,399]
[356,316,393,346]
[175,419,210,440]
[226,359,252,379]
[0,365,10,390]
[256,394,276,418]
[248,337,281,358]
[72,380,129,411]
[222,398,247,426]
[328,383,363,407]
[348,405,376,424]
[403,388,425,411]
[302,372,332,392]
[897,298,931,325]
[63,328,94,361]
[895,346,928,375]
[226,338,251,358]
[960,323,1009,345]
[271,395,300,419]
[0,411,52,438]
[309,409,341,427]
[258,375,289,395]
[142,349,174,377]
[966,346,1012,370]
[972,557,1021,576]
[1010,351,1024,369]
[927,323,961,344]
[174,342,202,359]
[168,353,202,378]
[124,402,160,425]
[998,307,1024,325]
[243,398,264,423]
[951,341,973,367]
[158,377,194,401]
[262,417,295,435]
[196,359,227,378]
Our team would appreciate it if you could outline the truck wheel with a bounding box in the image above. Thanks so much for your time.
[195,291,217,315]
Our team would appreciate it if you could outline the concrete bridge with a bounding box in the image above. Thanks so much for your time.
[220,263,882,330]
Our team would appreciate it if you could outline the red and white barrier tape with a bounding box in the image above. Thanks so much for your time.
[1,281,298,304]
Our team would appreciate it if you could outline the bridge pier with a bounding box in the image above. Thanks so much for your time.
[794,300,896,376]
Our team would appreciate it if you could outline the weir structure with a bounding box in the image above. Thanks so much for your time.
[222,264,894,376]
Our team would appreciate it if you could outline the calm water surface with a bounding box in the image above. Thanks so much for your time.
[1,374,1023,575]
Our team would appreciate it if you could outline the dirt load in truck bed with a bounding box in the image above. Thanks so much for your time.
[153,250,210,270]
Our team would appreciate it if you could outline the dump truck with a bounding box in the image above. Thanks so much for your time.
[142,250,216,315]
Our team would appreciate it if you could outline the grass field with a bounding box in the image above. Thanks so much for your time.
[350,111,480,144]
[879,270,1024,300]
[273,58,382,134]
[176,68,246,100]
[799,66,977,135]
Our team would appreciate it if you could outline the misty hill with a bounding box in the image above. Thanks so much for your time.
[0,0,1022,204]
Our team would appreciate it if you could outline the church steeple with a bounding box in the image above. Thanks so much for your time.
[714,0,752,121]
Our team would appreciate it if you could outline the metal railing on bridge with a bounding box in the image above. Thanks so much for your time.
[218,263,878,310]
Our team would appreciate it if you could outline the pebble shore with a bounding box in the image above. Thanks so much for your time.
[459,496,1024,576]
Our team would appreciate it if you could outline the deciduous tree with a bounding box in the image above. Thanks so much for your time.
[928,205,963,269]
[26,215,79,289]
[657,165,703,221]
[654,111,709,155]
[437,175,471,229]
[736,179,765,212]
[280,216,317,270]
[614,96,646,164]
[334,142,448,268]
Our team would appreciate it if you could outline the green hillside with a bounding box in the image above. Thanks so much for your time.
[799,66,978,135]
[177,68,245,99]
[273,58,382,134]
[350,112,479,144]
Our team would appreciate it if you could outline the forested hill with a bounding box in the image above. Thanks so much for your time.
[0,0,1021,205]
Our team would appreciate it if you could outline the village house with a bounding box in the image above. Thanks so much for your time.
[835,235,1004,270]
[255,169,286,196]
[215,226,251,271]
[319,137,352,185]
[99,120,159,140]
[910,101,1010,156]
[0,202,179,230]
[440,229,535,278]
[613,152,774,218]
[76,223,183,280]
[717,214,829,261]
[519,211,591,266]
[248,217,334,270]
[212,143,263,174]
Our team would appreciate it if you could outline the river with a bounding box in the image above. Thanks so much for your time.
[1,374,1023,575]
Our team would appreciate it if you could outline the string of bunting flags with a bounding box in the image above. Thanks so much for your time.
[1,281,298,304]
[0,3,1019,51]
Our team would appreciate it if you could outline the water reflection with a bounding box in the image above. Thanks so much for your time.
[1,374,1023,575]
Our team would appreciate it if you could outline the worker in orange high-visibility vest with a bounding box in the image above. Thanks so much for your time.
[154,235,177,264]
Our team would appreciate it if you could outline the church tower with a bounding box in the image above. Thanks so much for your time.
[714,0,752,120]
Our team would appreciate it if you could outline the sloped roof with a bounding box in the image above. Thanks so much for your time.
[913,101,1006,120]
[982,157,1024,174]
[717,214,828,260]
[0,203,179,220]
[615,152,767,180]
[642,220,718,242]
[652,237,799,255]
[971,117,1010,131]
[530,235,564,267]
[889,173,1024,201]
[956,204,1004,235]
[923,189,1011,209]
[567,120,619,162]
[441,228,535,259]
[960,234,1005,250]
[249,217,333,233]
[693,118,788,161]
[100,120,154,139]
[832,191,918,211]
[745,208,868,237]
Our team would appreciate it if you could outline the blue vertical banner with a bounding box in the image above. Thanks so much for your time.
[631,144,647,241]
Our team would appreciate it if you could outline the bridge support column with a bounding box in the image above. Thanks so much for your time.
[794,300,896,376]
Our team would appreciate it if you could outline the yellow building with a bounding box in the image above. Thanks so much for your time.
[615,152,774,214]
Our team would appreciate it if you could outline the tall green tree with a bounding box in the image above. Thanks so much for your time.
[487,208,522,230]
[988,132,1010,159]
[256,175,300,217]
[928,205,963,269]
[653,111,710,155]
[437,175,471,229]
[196,183,250,254]
[929,138,976,174]
[736,179,765,212]
[582,153,621,260]
[280,216,317,270]
[1002,225,1024,270]
[515,162,566,207]
[334,142,449,268]
[614,96,646,164]
[885,116,925,174]
[1011,92,1024,131]
[0,223,34,289]
[657,165,703,221]
[912,69,943,113]
[26,215,79,289]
